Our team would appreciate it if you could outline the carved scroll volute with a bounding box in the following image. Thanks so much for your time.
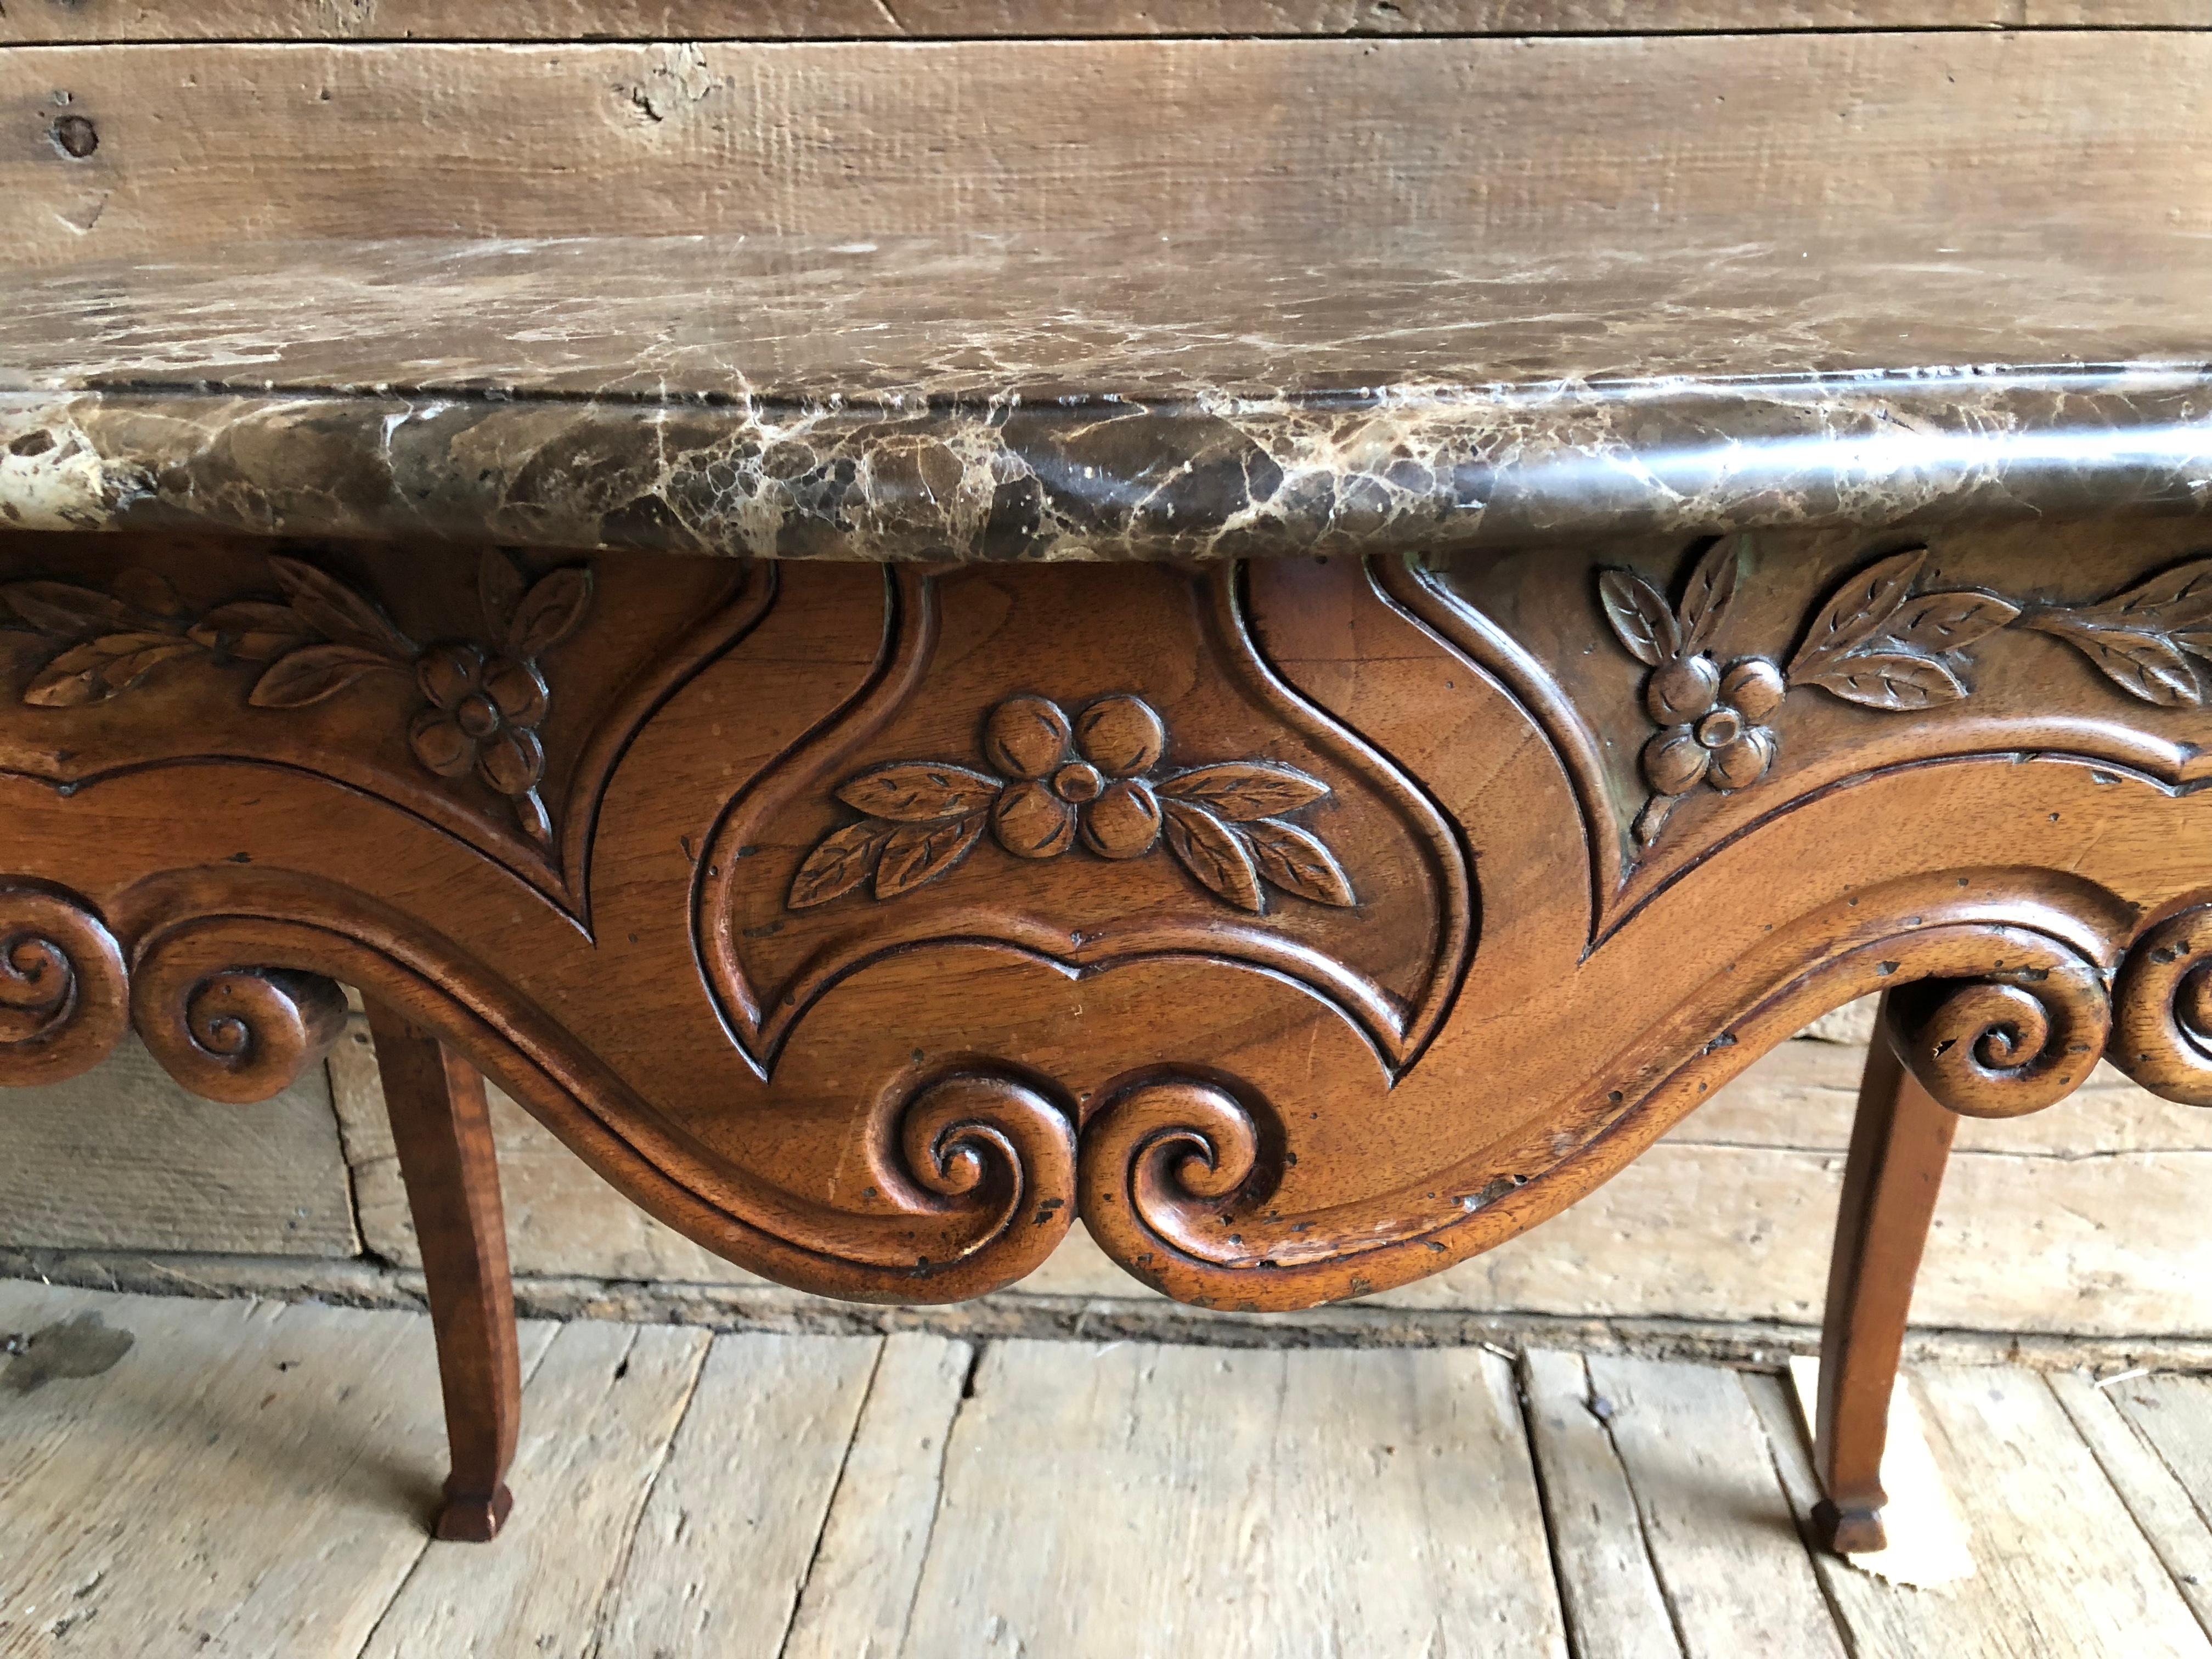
[879,1071,1078,1300]
[2111,908,2212,1106]
[1077,1076,1267,1296]
[1884,953,2112,1119]
[0,884,129,1085]
[130,928,348,1104]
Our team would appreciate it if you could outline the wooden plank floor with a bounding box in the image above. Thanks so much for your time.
[5,1283,2212,1658]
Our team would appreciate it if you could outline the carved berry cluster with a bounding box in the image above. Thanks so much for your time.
[1603,538,2212,849]
[0,549,590,848]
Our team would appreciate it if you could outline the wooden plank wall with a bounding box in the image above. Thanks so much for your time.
[4,32,2208,269]
[2,3,2203,42]
[8,1009,2212,1344]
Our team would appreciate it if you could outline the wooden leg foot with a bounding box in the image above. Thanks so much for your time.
[367,1004,522,1545]
[1812,995,1956,1559]
[1812,1497,1888,1556]
[436,1481,516,1543]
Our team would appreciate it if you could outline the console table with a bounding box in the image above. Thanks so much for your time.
[4,11,2209,1562]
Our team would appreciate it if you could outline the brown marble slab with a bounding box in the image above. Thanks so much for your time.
[4,230,2210,561]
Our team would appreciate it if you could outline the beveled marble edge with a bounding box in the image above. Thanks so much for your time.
[4,368,2210,562]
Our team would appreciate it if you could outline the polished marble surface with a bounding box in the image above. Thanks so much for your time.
[4,229,2209,560]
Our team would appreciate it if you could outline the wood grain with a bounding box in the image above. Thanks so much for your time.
[27,1279,2212,1657]
[1520,1350,1683,1659]
[780,1335,973,1659]
[902,1341,1569,1656]
[1754,1367,2212,1658]
[5,34,2210,270]
[1583,1355,1845,1658]
[2,3,2185,43]
[0,1034,356,1257]
[596,1331,882,1656]
[2049,1369,2212,1644]
[358,1320,709,1659]
[0,1280,557,1654]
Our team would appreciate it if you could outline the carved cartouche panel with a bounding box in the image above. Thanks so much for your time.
[697,561,1471,1077]
[0,533,770,917]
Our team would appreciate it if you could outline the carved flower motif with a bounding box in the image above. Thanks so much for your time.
[408,644,550,801]
[1638,656,1785,799]
[399,552,592,849]
[789,692,1357,913]
[986,693,1165,861]
[0,547,590,853]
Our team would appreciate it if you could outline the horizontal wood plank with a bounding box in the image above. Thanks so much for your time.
[5,34,2208,272]
[0,1035,358,1257]
[1,4,2192,44]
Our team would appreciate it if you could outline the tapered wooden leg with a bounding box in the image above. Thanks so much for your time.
[1812,1000,1957,1555]
[366,1005,521,1543]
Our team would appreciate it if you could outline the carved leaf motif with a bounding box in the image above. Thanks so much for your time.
[875,813,988,899]
[1244,819,1355,907]
[507,567,594,661]
[789,821,893,909]
[268,557,416,658]
[1874,590,2021,655]
[23,633,198,706]
[1161,799,1263,912]
[1156,762,1327,821]
[838,764,1003,822]
[1677,538,1743,656]
[2071,558,2212,628]
[1790,652,1968,711]
[188,601,312,662]
[478,550,528,640]
[249,643,409,708]
[2,581,143,637]
[1788,549,1927,679]
[110,569,186,620]
[2024,612,2203,706]
[1598,569,1681,667]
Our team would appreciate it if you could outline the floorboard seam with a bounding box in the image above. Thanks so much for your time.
[1600,1363,1706,1659]
[583,1326,711,1659]
[1742,1372,1864,1659]
[774,1335,888,1659]
[17,1252,2212,1370]
[347,1534,435,1658]
[891,1338,981,1659]
[2052,1372,2212,1646]
[340,1306,566,1659]
[1508,1355,1602,1659]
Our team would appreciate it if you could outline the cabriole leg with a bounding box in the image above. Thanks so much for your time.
[1812,998,1958,1555]
[365,1004,522,1543]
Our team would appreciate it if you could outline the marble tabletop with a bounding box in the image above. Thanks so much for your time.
[4,227,2209,561]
